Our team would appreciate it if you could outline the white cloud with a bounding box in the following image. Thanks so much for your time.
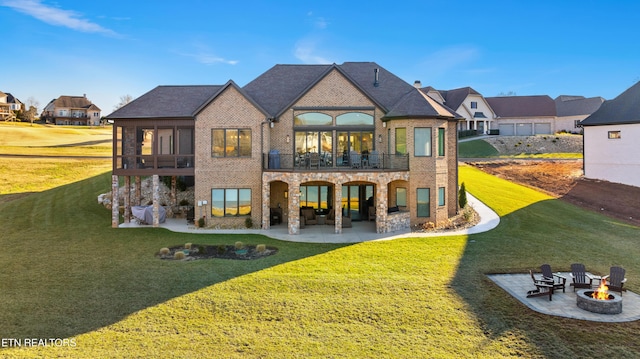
[1,0,117,36]
[179,43,238,66]
[294,38,331,64]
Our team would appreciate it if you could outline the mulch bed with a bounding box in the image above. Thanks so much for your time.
[158,244,278,261]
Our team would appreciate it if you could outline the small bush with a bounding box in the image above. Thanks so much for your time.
[235,241,244,250]
[184,243,192,249]
[198,245,206,254]
[217,245,226,255]
[159,247,170,255]
[179,199,190,206]
[458,182,468,209]
[245,217,253,228]
[256,244,266,253]
[174,251,185,260]
[197,217,205,228]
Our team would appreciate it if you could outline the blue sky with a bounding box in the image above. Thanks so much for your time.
[2,0,639,115]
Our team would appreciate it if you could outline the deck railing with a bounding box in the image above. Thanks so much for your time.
[262,152,409,171]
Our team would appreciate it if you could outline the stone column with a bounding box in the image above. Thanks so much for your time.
[288,178,300,235]
[111,175,119,228]
[375,181,388,233]
[170,176,177,206]
[333,183,342,234]
[135,176,141,205]
[124,176,131,223]
[152,174,160,227]
[262,179,270,229]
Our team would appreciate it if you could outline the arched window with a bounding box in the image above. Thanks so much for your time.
[336,112,374,126]
[294,112,332,126]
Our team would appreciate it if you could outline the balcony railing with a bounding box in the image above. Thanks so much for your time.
[262,152,409,171]
[116,155,195,171]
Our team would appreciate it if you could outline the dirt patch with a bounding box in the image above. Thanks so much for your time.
[467,160,640,226]
[158,244,278,261]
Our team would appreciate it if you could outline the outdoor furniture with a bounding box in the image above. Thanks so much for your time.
[569,263,596,291]
[308,152,320,169]
[368,150,380,168]
[368,207,376,221]
[270,208,282,225]
[527,270,555,301]
[301,208,317,225]
[540,264,566,292]
[605,266,627,295]
[350,151,361,168]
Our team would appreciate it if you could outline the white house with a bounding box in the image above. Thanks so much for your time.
[581,81,640,188]
[486,95,557,135]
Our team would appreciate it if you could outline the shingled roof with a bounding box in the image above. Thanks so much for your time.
[581,81,640,126]
[107,85,223,119]
[555,95,604,117]
[48,95,101,111]
[436,87,482,110]
[485,95,556,118]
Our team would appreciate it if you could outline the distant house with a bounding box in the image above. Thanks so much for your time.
[555,95,604,133]
[41,95,101,126]
[424,86,496,134]
[0,91,22,121]
[107,62,463,234]
[486,95,557,135]
[581,81,640,187]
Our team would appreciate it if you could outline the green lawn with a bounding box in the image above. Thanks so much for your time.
[1,128,639,357]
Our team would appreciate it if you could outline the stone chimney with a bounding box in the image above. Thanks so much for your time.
[414,80,422,88]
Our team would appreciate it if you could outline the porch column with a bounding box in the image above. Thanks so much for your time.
[170,176,177,206]
[375,181,388,234]
[287,179,301,235]
[124,176,131,223]
[111,175,119,228]
[135,176,141,205]
[262,180,270,229]
[152,174,160,227]
[333,183,343,234]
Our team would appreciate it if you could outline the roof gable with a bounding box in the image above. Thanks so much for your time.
[485,95,556,117]
[581,81,640,126]
[555,96,604,117]
[107,85,223,119]
[385,89,460,120]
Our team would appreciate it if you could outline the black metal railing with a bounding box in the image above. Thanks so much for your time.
[262,152,409,171]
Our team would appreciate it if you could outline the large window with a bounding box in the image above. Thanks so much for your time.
[438,128,445,156]
[211,188,251,217]
[294,113,332,126]
[396,187,407,207]
[438,187,445,206]
[395,128,406,155]
[300,185,330,209]
[212,129,251,157]
[417,188,430,217]
[415,128,432,157]
[336,112,374,126]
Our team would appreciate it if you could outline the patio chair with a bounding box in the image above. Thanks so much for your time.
[368,150,380,168]
[350,151,361,168]
[301,208,317,225]
[605,266,627,295]
[527,270,554,301]
[569,263,596,291]
[540,264,566,293]
[308,152,320,169]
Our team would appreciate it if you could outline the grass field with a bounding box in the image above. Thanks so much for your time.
[1,126,639,357]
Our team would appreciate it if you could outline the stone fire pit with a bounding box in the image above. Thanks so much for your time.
[576,289,622,314]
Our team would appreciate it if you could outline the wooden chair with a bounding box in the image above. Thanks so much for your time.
[527,270,555,301]
[540,264,566,293]
[605,266,627,295]
[569,263,596,291]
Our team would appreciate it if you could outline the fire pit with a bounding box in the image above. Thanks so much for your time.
[576,280,622,314]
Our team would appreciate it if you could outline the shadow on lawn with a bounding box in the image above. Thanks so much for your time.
[0,173,349,340]
[449,198,640,357]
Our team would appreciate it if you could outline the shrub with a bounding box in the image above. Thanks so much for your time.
[159,247,170,255]
[245,217,253,228]
[174,251,185,260]
[235,241,244,250]
[184,243,192,249]
[458,182,468,209]
[198,245,206,254]
[217,245,226,255]
[197,217,205,228]
[179,199,190,206]
[256,244,266,253]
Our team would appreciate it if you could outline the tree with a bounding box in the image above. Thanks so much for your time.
[114,94,133,111]
[458,182,468,209]
[496,91,517,97]
[20,97,40,124]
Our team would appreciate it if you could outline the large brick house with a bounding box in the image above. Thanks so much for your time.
[107,62,462,235]
[41,95,102,126]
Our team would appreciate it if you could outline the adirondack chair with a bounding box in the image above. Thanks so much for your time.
[540,264,566,293]
[605,266,627,295]
[527,270,554,301]
[569,263,596,291]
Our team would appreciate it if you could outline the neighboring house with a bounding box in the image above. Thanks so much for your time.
[581,81,640,188]
[0,91,22,121]
[485,95,557,135]
[555,95,604,133]
[424,86,496,134]
[107,62,463,235]
[41,95,101,126]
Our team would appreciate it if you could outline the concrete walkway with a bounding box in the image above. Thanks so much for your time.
[488,273,640,322]
[120,193,500,243]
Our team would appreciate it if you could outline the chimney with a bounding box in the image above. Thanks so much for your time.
[374,68,379,87]
[414,80,422,88]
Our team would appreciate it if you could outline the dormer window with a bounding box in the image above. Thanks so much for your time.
[470,101,478,109]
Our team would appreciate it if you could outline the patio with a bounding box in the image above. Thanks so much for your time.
[488,272,640,322]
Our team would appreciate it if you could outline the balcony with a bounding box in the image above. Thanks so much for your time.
[262,152,409,171]
[114,154,195,175]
